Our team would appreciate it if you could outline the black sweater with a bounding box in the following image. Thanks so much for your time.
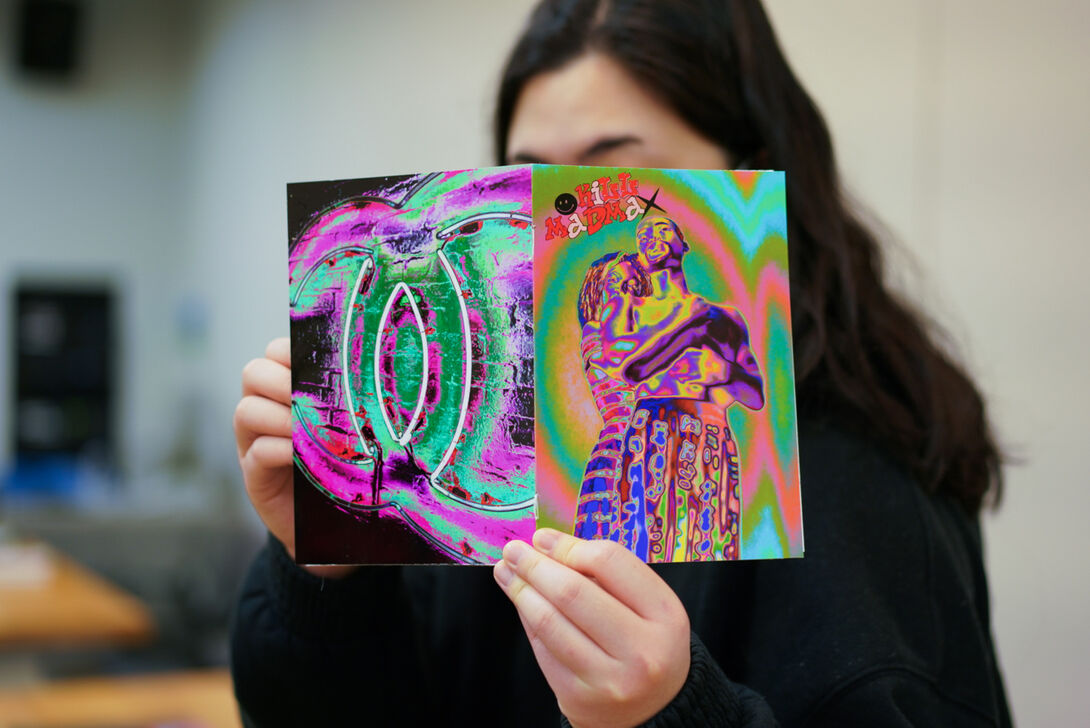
[230,418,1012,726]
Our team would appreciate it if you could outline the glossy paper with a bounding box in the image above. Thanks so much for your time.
[289,166,801,565]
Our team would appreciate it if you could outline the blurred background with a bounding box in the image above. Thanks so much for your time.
[0,0,1084,725]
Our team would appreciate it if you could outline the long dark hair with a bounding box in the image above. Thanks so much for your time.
[495,0,1002,512]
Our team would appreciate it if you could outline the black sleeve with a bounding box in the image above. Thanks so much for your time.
[556,632,778,728]
[631,630,1000,728]
[229,536,435,727]
[577,626,1002,728]
[231,424,1009,728]
[635,420,1010,727]
[803,669,1008,727]
[641,632,779,728]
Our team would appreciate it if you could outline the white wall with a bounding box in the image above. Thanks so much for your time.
[180,0,535,484]
[766,2,1089,723]
[0,0,197,489]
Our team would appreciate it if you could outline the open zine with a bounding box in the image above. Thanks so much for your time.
[288,165,802,565]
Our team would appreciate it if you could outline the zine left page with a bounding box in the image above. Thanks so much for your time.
[288,167,537,565]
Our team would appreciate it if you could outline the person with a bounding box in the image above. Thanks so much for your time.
[611,215,764,562]
[572,216,765,563]
[624,216,763,412]
[230,1,1011,726]
[574,252,650,547]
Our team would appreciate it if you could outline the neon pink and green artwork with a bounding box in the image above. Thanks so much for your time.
[288,165,801,565]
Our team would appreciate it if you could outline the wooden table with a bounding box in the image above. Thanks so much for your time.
[0,545,239,727]
[0,543,154,649]
[0,668,240,728]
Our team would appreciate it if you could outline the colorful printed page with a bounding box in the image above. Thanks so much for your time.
[288,165,802,565]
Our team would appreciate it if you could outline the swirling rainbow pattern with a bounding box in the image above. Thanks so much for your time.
[533,166,802,560]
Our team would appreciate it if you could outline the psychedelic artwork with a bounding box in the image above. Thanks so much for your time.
[289,165,801,565]
[533,167,801,563]
[288,168,537,565]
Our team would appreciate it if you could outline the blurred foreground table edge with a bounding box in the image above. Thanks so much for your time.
[0,667,240,728]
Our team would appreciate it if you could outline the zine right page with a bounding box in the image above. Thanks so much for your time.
[532,166,802,563]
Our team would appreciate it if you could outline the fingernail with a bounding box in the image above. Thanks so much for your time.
[493,559,514,587]
[503,539,530,567]
[534,528,559,552]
